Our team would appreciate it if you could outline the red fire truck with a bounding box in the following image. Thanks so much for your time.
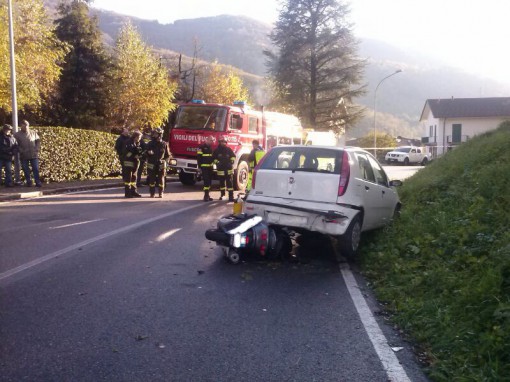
[168,100,303,191]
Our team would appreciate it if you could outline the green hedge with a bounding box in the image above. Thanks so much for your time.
[34,126,120,183]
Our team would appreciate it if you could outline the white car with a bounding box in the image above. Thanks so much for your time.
[244,146,402,257]
[385,146,429,165]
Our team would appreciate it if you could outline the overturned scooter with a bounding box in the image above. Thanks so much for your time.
[205,213,291,264]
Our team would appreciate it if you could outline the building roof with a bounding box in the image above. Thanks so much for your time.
[420,97,510,120]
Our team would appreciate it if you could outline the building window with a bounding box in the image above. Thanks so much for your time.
[429,125,433,137]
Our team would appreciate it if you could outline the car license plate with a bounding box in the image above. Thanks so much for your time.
[267,212,307,226]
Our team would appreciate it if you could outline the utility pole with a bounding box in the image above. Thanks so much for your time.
[8,0,21,184]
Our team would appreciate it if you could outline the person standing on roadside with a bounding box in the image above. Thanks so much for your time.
[212,137,236,201]
[0,124,18,187]
[197,135,214,202]
[146,128,170,198]
[137,127,152,188]
[246,139,265,193]
[121,130,144,198]
[115,128,130,175]
[14,120,42,187]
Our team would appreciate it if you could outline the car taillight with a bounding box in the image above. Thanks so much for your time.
[338,151,350,196]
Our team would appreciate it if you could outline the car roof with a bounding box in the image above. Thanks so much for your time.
[272,145,371,155]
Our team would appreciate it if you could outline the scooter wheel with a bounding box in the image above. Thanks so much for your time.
[227,249,241,264]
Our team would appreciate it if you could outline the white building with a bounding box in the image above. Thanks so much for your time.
[420,97,510,158]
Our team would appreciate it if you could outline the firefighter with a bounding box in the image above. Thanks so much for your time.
[146,127,170,198]
[246,139,265,193]
[197,135,214,201]
[115,128,130,178]
[212,136,236,201]
[122,130,144,198]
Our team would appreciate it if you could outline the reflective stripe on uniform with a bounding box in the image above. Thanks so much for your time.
[147,163,155,170]
[217,171,225,176]
[124,161,135,168]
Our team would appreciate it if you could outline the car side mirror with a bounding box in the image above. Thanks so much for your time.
[389,180,403,187]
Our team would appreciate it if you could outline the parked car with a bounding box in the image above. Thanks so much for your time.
[244,146,402,257]
[385,146,430,165]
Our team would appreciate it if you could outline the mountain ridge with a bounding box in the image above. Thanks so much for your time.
[42,1,510,137]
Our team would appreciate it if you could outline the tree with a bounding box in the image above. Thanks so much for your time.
[108,21,177,129]
[266,0,366,133]
[53,0,110,128]
[197,61,250,105]
[0,0,67,116]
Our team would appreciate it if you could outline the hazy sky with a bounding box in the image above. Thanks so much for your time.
[93,0,510,84]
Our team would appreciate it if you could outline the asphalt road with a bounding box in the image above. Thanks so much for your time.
[0,182,428,381]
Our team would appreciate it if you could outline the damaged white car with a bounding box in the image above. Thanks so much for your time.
[244,146,402,257]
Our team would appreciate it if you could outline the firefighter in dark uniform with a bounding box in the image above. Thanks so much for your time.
[146,127,170,198]
[246,139,265,193]
[114,128,130,177]
[137,127,152,187]
[212,136,236,201]
[122,130,144,198]
[197,135,214,202]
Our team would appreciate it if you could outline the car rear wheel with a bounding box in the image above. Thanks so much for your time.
[338,214,362,258]
[403,157,410,166]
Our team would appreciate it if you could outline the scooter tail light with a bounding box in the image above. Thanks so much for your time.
[338,151,350,197]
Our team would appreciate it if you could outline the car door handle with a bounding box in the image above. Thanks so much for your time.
[382,190,386,195]
[365,186,370,191]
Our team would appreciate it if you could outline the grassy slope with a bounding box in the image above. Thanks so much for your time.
[360,122,510,381]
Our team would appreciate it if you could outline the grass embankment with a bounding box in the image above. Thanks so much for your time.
[361,123,510,381]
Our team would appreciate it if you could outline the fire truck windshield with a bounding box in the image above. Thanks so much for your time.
[175,106,227,131]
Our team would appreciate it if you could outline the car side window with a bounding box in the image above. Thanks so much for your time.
[367,156,389,186]
[355,153,376,183]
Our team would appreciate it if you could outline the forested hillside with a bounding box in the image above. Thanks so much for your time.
[42,0,510,137]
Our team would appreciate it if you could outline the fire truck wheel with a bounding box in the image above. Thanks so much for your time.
[179,171,196,186]
[234,160,249,192]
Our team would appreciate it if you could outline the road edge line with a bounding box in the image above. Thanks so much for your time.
[339,262,411,382]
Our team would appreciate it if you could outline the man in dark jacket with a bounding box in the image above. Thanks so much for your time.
[146,128,170,198]
[121,131,144,198]
[212,136,236,201]
[197,135,214,201]
[0,124,18,187]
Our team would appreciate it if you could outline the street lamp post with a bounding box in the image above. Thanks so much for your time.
[8,0,21,184]
[373,69,402,158]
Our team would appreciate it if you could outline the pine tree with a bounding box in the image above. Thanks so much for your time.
[108,21,177,129]
[266,0,366,133]
[54,0,110,128]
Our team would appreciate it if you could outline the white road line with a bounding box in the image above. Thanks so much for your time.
[340,263,411,382]
[156,228,182,242]
[0,203,203,282]
[49,219,105,230]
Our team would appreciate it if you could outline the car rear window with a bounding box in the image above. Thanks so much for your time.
[260,147,343,174]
